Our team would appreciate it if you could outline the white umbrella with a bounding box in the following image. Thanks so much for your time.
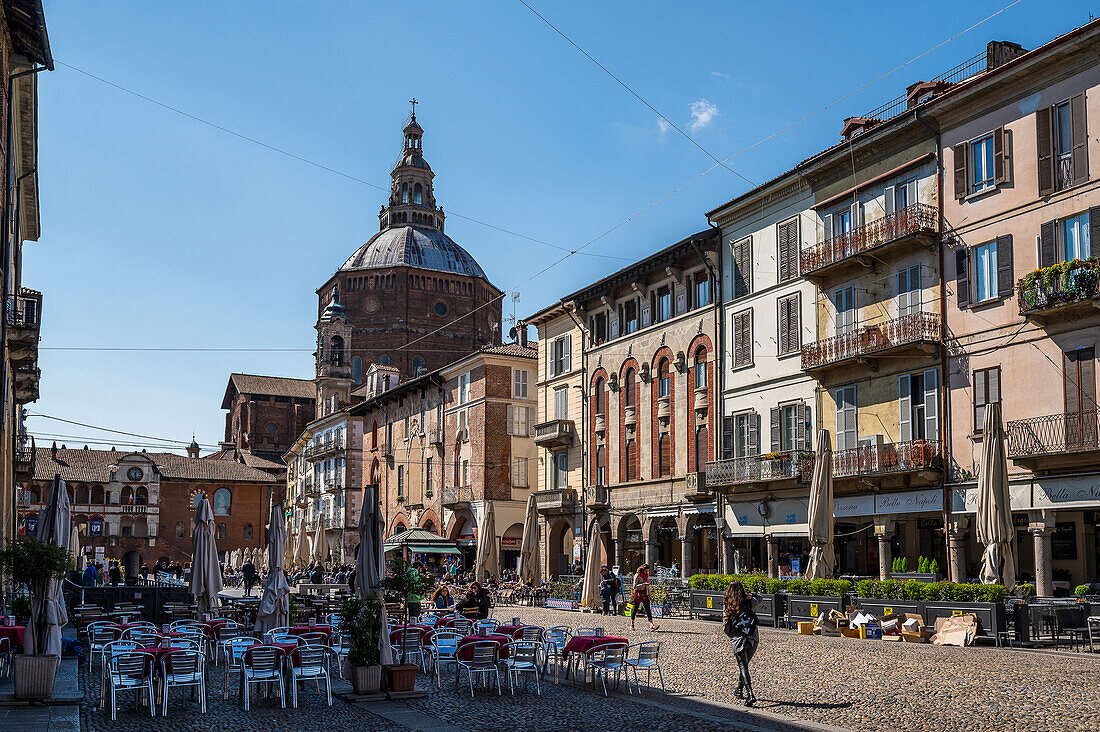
[579,519,605,611]
[30,474,70,656]
[70,525,83,571]
[517,494,541,585]
[296,520,312,568]
[254,503,290,634]
[806,430,836,581]
[313,519,329,565]
[357,483,393,665]
[977,403,1016,588]
[474,501,498,583]
[190,498,223,616]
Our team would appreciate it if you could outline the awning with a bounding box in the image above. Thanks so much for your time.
[404,544,461,555]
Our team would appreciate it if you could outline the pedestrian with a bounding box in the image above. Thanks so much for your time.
[629,563,659,631]
[108,560,121,586]
[81,561,98,588]
[599,567,615,615]
[671,560,680,578]
[242,559,257,597]
[723,580,760,706]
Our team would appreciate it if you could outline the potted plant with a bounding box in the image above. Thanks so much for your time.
[338,595,384,695]
[379,557,433,692]
[0,536,72,700]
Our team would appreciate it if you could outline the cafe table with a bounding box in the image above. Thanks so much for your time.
[288,624,332,644]
[456,633,512,661]
[0,624,26,649]
[562,635,628,686]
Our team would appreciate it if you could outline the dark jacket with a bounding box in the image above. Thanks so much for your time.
[242,562,257,582]
[310,569,324,584]
[108,564,121,585]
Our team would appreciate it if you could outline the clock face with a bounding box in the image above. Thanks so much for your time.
[126,467,143,482]
[362,296,380,314]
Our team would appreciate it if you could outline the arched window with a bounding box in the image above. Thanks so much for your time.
[212,488,232,516]
[91,485,104,504]
[412,355,425,374]
[134,487,148,505]
[371,421,379,450]
[695,424,710,472]
[192,492,205,509]
[393,523,407,537]
[397,465,405,497]
[216,523,226,540]
[624,368,636,407]
[401,184,409,204]
[352,356,363,384]
[379,354,391,366]
[593,377,606,416]
[658,433,672,477]
[658,359,671,398]
[414,183,423,205]
[330,335,345,366]
[595,445,607,485]
[423,519,436,533]
[243,523,253,539]
[694,348,708,389]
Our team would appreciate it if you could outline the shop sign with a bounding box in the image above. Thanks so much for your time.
[1033,475,1100,510]
[950,482,1031,514]
[833,494,873,517]
[875,489,941,514]
[500,537,519,548]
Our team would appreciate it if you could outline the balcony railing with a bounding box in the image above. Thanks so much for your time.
[533,488,578,514]
[323,513,344,529]
[801,203,938,276]
[442,485,473,508]
[1007,409,1100,459]
[832,439,943,478]
[14,440,34,480]
[706,451,814,488]
[533,419,575,450]
[7,291,41,331]
[305,438,346,460]
[1017,261,1100,318]
[323,479,344,494]
[801,312,939,371]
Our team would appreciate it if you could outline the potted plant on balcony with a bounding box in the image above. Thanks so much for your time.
[0,536,72,700]
[339,595,384,695]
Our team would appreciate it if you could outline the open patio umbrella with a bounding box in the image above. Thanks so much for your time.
[579,519,605,611]
[806,430,836,581]
[190,497,223,616]
[474,500,499,583]
[977,403,1016,588]
[313,518,329,565]
[517,494,541,585]
[30,474,71,655]
[254,502,290,634]
[357,483,393,665]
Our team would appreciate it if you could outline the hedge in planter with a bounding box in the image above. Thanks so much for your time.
[688,574,852,597]
[854,579,1007,602]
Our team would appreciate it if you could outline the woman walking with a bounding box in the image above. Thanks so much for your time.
[629,564,659,631]
[723,580,759,706]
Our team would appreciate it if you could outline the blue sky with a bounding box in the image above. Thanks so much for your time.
[26,0,1097,453]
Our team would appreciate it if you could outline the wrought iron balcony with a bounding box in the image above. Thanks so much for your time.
[586,484,610,510]
[832,439,942,479]
[1017,261,1100,322]
[305,438,346,461]
[323,478,344,494]
[1007,409,1100,469]
[442,485,473,509]
[6,290,40,364]
[533,419,575,450]
[534,488,577,515]
[801,312,939,373]
[14,438,34,483]
[378,441,393,458]
[323,513,344,529]
[801,203,938,278]
[14,365,39,404]
[706,451,814,489]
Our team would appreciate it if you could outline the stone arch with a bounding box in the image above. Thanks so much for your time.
[649,515,681,570]
[616,512,645,572]
[418,509,441,533]
[389,513,409,537]
[546,516,575,577]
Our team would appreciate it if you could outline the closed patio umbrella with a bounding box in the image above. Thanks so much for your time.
[579,520,605,611]
[30,474,71,656]
[313,519,329,565]
[474,500,498,583]
[254,503,290,634]
[295,520,311,568]
[517,494,541,585]
[357,483,393,665]
[190,497,223,616]
[977,403,1016,588]
[806,430,836,581]
[70,525,83,571]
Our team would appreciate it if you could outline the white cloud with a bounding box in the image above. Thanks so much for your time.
[656,117,670,136]
[710,71,730,80]
[689,99,719,132]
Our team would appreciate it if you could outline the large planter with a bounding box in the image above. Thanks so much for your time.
[14,654,59,700]
[351,664,382,695]
[922,601,1005,642]
[889,572,940,583]
[689,590,781,627]
[383,663,418,692]
[785,594,848,625]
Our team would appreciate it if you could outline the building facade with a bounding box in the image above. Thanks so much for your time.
[220,373,316,464]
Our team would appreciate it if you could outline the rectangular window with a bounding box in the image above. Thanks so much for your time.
[974,366,1001,433]
[897,265,921,318]
[777,294,800,356]
[833,286,856,336]
[972,240,998,303]
[425,457,433,490]
[777,218,799,283]
[1064,347,1097,450]
[462,460,469,487]
[512,369,529,398]
[834,208,852,237]
[693,359,706,387]
[733,412,759,458]
[835,386,857,452]
[692,271,711,308]
[403,414,410,440]
[550,335,572,376]
[459,372,471,404]
[552,452,568,489]
[554,386,568,420]
[970,133,995,193]
[732,310,753,367]
[1060,212,1091,262]
[590,312,608,345]
[652,285,672,324]
[732,237,752,299]
[397,465,404,497]
[511,457,529,487]
[508,404,529,435]
[622,299,639,334]
[899,369,939,442]
[457,408,467,438]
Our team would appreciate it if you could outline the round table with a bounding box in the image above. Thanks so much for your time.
[0,625,26,649]
[563,635,628,658]
[495,624,542,640]
[457,633,511,660]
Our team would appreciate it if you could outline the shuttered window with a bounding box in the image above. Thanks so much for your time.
[511,457,529,487]
[658,433,672,478]
[625,438,639,481]
[550,336,572,376]
[835,387,857,452]
[777,294,800,356]
[694,425,709,472]
[974,366,1001,433]
[1064,348,1097,450]
[777,219,799,282]
[732,310,753,367]
[732,237,752,299]
[954,127,1007,200]
[734,412,760,458]
[721,415,735,459]
[1039,95,1089,196]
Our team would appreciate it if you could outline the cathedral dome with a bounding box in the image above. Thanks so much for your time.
[339,225,488,279]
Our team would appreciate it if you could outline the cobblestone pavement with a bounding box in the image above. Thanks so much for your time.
[496,605,1100,732]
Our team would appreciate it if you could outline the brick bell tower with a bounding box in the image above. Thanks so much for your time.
[315,286,353,418]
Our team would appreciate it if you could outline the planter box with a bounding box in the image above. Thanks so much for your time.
[855,598,924,619]
[785,594,848,625]
[889,573,940,583]
[383,664,418,692]
[14,655,59,700]
[922,601,1005,641]
[350,665,382,695]
[689,590,781,627]
[651,603,673,618]
[545,598,578,611]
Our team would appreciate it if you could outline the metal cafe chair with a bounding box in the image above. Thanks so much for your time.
[222,638,258,700]
[541,627,570,679]
[428,630,461,687]
[574,627,602,636]
[586,642,630,697]
[88,626,120,672]
[288,645,338,708]
[241,645,286,711]
[624,641,665,692]
[106,651,156,720]
[160,650,207,716]
[455,640,501,697]
[501,641,542,696]
[474,619,499,634]
[519,625,543,643]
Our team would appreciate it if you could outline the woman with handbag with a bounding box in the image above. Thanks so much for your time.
[629,564,659,631]
[723,580,759,706]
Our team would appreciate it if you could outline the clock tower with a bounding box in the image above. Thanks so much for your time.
[315,286,353,418]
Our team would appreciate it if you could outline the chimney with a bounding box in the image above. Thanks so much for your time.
[986,40,1027,71]
[516,323,529,348]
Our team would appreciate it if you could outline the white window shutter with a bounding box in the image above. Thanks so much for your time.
[899,376,912,442]
[884,185,895,217]
[506,405,514,435]
[563,336,571,372]
[907,179,918,207]
[851,200,862,227]
[823,213,833,242]
[527,407,535,435]
[924,368,939,441]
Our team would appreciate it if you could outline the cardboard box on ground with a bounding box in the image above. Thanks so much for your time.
[807,607,979,646]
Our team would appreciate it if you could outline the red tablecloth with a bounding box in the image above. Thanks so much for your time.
[136,645,197,672]
[288,625,332,643]
[457,634,511,661]
[247,641,300,666]
[563,635,628,657]
[495,624,543,640]
[435,616,464,628]
[0,625,25,648]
